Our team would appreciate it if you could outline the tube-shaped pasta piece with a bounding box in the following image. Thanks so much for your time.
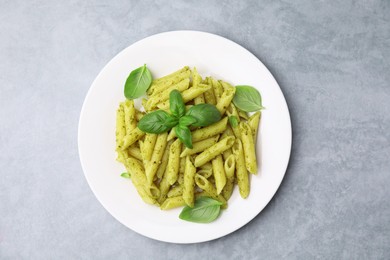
[166,139,181,185]
[180,135,219,157]
[160,196,186,210]
[203,77,216,105]
[148,69,191,97]
[158,171,170,204]
[192,117,228,142]
[194,174,227,206]
[116,103,126,149]
[239,122,257,174]
[146,78,190,110]
[123,100,137,133]
[248,111,261,140]
[212,78,223,102]
[222,155,236,200]
[194,93,205,104]
[157,83,210,109]
[216,84,236,115]
[148,66,189,94]
[167,128,176,141]
[121,127,145,150]
[167,185,183,198]
[197,168,213,179]
[238,109,249,120]
[212,155,226,194]
[135,110,145,121]
[183,156,196,207]
[232,139,249,198]
[142,134,157,161]
[156,140,172,179]
[219,126,234,160]
[124,158,159,205]
[194,136,235,167]
[127,145,142,161]
[146,133,168,184]
[199,162,212,170]
[226,103,240,122]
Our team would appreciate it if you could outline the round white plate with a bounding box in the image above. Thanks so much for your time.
[78,31,292,243]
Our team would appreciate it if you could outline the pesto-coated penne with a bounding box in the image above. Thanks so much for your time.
[194,93,205,104]
[216,83,236,115]
[146,133,168,184]
[212,78,223,102]
[194,136,235,167]
[191,117,228,142]
[180,135,219,157]
[212,155,226,194]
[124,158,159,205]
[148,66,189,95]
[142,134,157,161]
[183,156,196,207]
[203,77,216,105]
[232,139,249,198]
[222,154,235,200]
[160,196,186,210]
[121,127,145,150]
[157,83,210,109]
[197,168,213,179]
[166,139,181,185]
[123,99,137,134]
[194,174,227,207]
[127,145,142,161]
[239,122,257,174]
[248,111,261,140]
[148,69,191,97]
[116,103,126,149]
[167,185,183,198]
[156,140,172,179]
[146,78,190,110]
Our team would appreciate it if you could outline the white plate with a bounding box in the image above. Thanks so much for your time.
[78,31,292,243]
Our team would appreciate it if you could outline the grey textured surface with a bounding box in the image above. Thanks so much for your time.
[1,0,389,259]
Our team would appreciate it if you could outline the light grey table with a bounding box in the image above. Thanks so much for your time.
[1,1,389,259]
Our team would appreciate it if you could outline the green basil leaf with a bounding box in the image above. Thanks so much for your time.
[138,110,177,134]
[179,115,197,127]
[228,116,238,128]
[179,197,223,223]
[120,172,131,178]
[186,104,221,127]
[232,85,264,112]
[169,90,186,118]
[124,64,153,99]
[175,125,193,149]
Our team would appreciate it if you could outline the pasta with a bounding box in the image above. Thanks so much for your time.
[115,66,261,211]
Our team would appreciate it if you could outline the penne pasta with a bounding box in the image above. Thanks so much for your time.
[115,103,126,149]
[232,139,249,198]
[123,99,137,133]
[222,155,235,200]
[183,156,196,207]
[216,83,236,115]
[180,135,219,157]
[239,122,257,174]
[248,111,261,140]
[145,133,168,184]
[194,136,235,167]
[203,77,217,105]
[195,174,227,206]
[121,127,145,150]
[160,196,186,210]
[166,139,181,185]
[212,155,226,194]
[167,185,183,198]
[156,140,172,179]
[157,83,210,109]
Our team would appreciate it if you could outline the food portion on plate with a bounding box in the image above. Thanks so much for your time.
[115,65,263,223]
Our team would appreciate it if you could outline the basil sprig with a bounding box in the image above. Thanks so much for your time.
[232,85,264,112]
[124,64,153,99]
[137,90,221,148]
[179,197,223,223]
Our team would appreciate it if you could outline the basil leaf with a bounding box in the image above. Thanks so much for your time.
[232,85,264,112]
[170,90,186,118]
[124,64,152,99]
[186,104,221,127]
[138,110,177,134]
[229,116,238,128]
[179,115,197,127]
[120,172,131,178]
[175,125,193,149]
[179,197,223,223]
